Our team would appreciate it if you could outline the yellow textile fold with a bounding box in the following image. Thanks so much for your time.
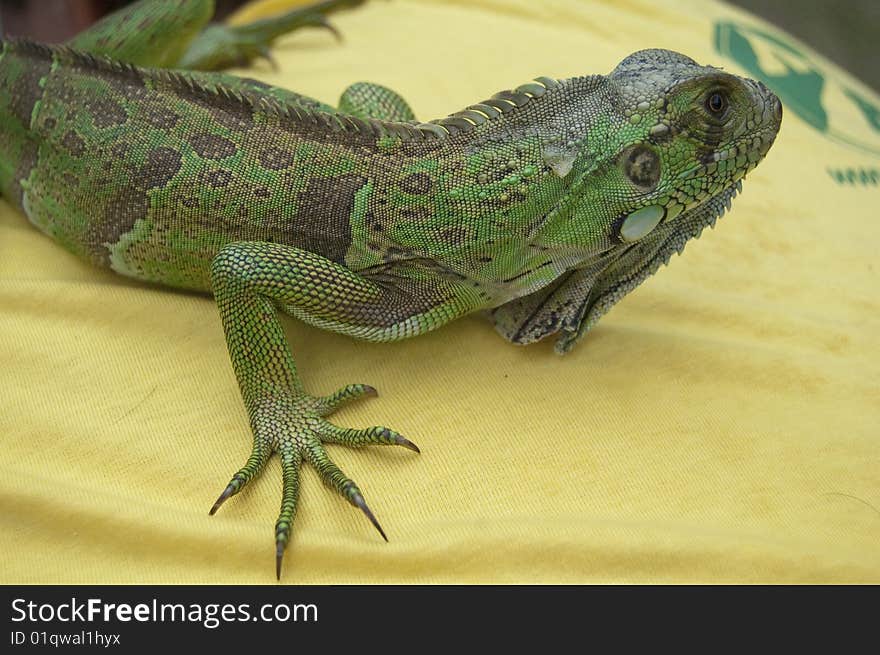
[1,0,877,583]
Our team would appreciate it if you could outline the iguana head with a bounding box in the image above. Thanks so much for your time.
[602,48,782,242]
[491,49,782,351]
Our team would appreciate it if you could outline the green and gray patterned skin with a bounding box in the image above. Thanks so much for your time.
[0,0,782,578]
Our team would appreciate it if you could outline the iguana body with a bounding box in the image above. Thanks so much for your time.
[0,0,781,578]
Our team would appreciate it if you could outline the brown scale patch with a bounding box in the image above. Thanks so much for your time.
[143,106,181,130]
[400,172,433,195]
[384,246,409,261]
[102,68,148,102]
[253,186,271,199]
[278,170,303,195]
[141,147,182,189]
[9,141,39,205]
[61,131,86,157]
[294,174,366,263]
[258,146,294,170]
[88,98,128,129]
[0,70,9,97]
[402,138,444,157]
[10,57,52,126]
[83,145,176,263]
[110,142,130,160]
[439,226,469,245]
[204,169,234,188]
[399,205,433,221]
[189,133,237,160]
[184,84,254,131]
[89,186,151,264]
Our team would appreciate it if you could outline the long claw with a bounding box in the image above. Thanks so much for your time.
[312,15,341,41]
[210,448,271,514]
[209,483,237,515]
[305,443,389,541]
[276,542,284,581]
[321,424,418,452]
[396,435,421,454]
[351,491,388,542]
[274,451,301,580]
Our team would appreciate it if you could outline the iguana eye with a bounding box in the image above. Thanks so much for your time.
[705,90,728,117]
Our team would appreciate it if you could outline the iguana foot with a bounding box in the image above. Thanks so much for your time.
[180,0,363,71]
[209,384,419,580]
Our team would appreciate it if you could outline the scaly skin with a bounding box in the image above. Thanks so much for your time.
[0,0,782,578]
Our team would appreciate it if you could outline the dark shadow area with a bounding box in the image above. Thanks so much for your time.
[726,0,878,91]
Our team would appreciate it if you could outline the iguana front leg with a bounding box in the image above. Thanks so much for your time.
[208,242,480,578]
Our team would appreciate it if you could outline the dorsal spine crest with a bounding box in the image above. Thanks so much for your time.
[3,38,566,143]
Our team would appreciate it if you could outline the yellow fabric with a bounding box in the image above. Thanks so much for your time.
[1,0,878,584]
[227,0,320,25]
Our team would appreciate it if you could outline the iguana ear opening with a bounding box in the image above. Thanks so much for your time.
[619,144,661,192]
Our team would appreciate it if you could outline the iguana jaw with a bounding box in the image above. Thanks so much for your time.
[683,112,781,187]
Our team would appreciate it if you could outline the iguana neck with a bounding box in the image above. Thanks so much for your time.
[403,74,617,295]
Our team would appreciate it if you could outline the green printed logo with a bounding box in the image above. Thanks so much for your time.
[714,21,880,158]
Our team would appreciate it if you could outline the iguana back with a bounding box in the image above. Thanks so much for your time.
[0,40,466,291]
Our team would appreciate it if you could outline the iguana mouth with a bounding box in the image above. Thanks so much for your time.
[683,137,775,183]
[712,137,777,177]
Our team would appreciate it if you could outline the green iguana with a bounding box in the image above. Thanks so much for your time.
[0,0,782,578]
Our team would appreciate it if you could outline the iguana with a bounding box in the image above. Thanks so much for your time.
[0,0,782,579]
